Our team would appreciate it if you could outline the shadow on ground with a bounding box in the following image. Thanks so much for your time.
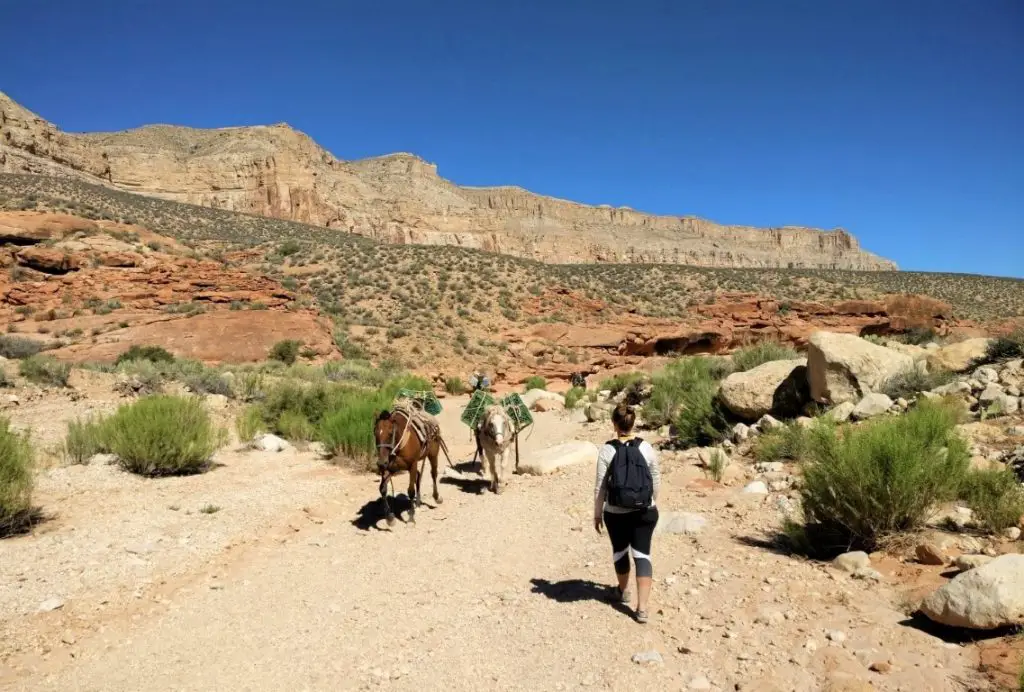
[440,461,491,495]
[0,507,51,539]
[351,495,415,531]
[529,578,634,617]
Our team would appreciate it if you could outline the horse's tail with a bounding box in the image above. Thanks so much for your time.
[437,434,455,469]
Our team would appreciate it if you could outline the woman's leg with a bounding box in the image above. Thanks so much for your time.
[631,507,659,615]
[603,510,632,595]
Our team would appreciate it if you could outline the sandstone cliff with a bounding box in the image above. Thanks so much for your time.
[1,92,896,270]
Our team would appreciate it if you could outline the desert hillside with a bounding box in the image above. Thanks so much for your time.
[0,92,895,270]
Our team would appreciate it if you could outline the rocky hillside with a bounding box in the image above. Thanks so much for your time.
[1,92,895,270]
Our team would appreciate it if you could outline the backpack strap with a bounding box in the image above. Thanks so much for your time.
[627,437,644,448]
[606,439,623,450]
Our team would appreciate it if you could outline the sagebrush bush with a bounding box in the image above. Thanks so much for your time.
[754,422,812,462]
[277,410,316,442]
[19,355,71,387]
[731,340,798,372]
[881,366,954,400]
[980,329,1024,364]
[0,417,34,536]
[959,467,1024,533]
[115,358,164,393]
[705,449,728,482]
[642,358,730,445]
[794,399,969,555]
[184,369,233,398]
[0,335,43,360]
[445,376,467,395]
[269,339,302,365]
[106,395,225,476]
[564,386,586,409]
[235,405,264,443]
[599,372,646,396]
[62,416,110,465]
[318,389,388,461]
[115,345,174,365]
[524,376,547,391]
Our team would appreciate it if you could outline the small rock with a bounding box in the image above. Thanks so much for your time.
[655,511,707,536]
[852,567,884,582]
[826,630,847,644]
[61,630,77,645]
[89,453,118,465]
[915,542,947,566]
[688,675,712,691]
[743,481,769,495]
[255,434,289,453]
[732,423,750,442]
[38,598,64,613]
[1002,527,1021,541]
[756,414,783,431]
[631,650,663,665]
[954,554,993,572]
[852,392,894,420]
[869,661,892,674]
[825,401,856,423]
[833,551,871,573]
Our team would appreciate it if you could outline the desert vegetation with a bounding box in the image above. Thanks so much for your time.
[0,416,34,536]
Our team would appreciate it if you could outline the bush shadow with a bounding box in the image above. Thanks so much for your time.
[0,506,52,539]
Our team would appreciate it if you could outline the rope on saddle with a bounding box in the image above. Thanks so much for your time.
[392,401,442,447]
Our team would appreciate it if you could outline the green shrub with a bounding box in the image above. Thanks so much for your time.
[599,372,646,396]
[524,376,547,391]
[183,369,233,398]
[979,329,1024,364]
[106,395,225,476]
[235,372,266,402]
[959,467,1024,533]
[269,339,302,365]
[62,416,110,465]
[898,327,938,346]
[0,335,43,360]
[672,380,731,447]
[705,449,728,482]
[564,386,586,410]
[19,355,71,387]
[115,358,164,393]
[794,400,969,555]
[881,366,954,400]
[334,331,368,360]
[318,388,389,461]
[235,406,264,443]
[643,357,728,434]
[115,345,174,365]
[731,341,798,372]
[445,377,467,395]
[0,418,34,536]
[754,422,812,462]
[277,410,316,443]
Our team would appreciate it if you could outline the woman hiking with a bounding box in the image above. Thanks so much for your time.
[593,403,660,623]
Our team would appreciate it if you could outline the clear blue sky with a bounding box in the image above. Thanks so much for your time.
[3,0,1022,277]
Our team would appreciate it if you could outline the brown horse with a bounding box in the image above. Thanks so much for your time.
[373,407,449,526]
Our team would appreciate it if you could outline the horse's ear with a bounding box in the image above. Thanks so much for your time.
[377,410,392,422]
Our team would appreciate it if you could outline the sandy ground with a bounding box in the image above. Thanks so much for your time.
[0,393,999,691]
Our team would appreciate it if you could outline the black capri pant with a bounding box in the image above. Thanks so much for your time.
[603,506,659,578]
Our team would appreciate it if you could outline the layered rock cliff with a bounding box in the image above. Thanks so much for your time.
[1,92,896,270]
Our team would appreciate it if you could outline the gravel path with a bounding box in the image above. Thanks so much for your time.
[0,396,984,691]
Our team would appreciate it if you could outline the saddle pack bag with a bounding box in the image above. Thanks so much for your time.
[604,438,653,509]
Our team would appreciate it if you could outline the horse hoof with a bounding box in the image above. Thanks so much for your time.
[494,485,504,495]
[434,495,443,505]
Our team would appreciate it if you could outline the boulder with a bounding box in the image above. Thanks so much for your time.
[825,401,856,423]
[732,423,750,443]
[954,555,993,572]
[532,398,564,413]
[926,338,993,373]
[755,414,784,432]
[852,393,894,420]
[807,331,914,405]
[520,389,564,410]
[255,434,290,453]
[921,554,1024,629]
[915,542,947,566]
[516,440,598,476]
[585,402,612,423]
[718,358,809,422]
[833,551,871,573]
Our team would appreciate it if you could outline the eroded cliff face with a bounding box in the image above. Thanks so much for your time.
[0,92,897,270]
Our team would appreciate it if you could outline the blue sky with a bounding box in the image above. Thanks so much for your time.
[2,0,1021,277]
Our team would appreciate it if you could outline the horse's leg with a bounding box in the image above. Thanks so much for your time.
[487,446,500,494]
[429,440,443,505]
[407,461,418,523]
[379,475,395,526]
[474,431,485,476]
[494,445,506,495]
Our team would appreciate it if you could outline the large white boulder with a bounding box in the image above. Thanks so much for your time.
[520,389,565,410]
[806,331,914,405]
[926,338,993,374]
[516,440,598,476]
[718,358,808,422]
[920,554,1024,629]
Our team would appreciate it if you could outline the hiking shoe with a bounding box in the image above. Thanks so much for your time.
[635,609,649,624]
[608,586,631,604]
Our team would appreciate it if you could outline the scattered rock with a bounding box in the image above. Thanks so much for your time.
[687,675,712,690]
[742,481,769,495]
[255,434,290,453]
[852,567,884,582]
[807,331,914,404]
[954,555,993,572]
[914,542,947,566]
[826,630,847,644]
[825,401,856,423]
[531,398,563,413]
[655,511,707,536]
[38,598,65,613]
[88,453,118,465]
[585,402,612,423]
[926,338,993,373]
[833,551,871,573]
[868,661,892,674]
[852,393,894,420]
[719,358,809,421]
[1003,527,1021,541]
[516,440,598,476]
[631,650,663,665]
[921,554,1024,629]
[755,414,783,431]
[521,389,565,410]
[732,423,751,443]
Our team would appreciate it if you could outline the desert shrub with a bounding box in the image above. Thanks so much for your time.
[0,335,43,360]
[269,339,302,365]
[564,386,586,409]
[731,341,798,372]
[235,372,266,402]
[643,358,729,441]
[115,345,174,365]
[979,329,1024,364]
[62,416,111,465]
[705,449,728,482]
[0,418,34,536]
[115,358,164,394]
[277,410,316,443]
[959,467,1024,533]
[323,360,387,387]
[106,395,225,476]
[599,372,646,396]
[19,356,71,387]
[318,389,388,460]
[445,376,467,395]
[334,331,368,360]
[881,366,954,400]
[235,406,264,443]
[183,369,233,398]
[794,399,969,555]
[524,376,547,391]
[899,327,938,346]
[753,422,812,462]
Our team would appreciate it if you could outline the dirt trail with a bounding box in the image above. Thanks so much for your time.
[1,396,985,691]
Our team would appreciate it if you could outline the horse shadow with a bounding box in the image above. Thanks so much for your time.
[529,578,633,616]
[351,494,415,531]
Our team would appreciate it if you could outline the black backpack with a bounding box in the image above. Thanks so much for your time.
[604,438,653,509]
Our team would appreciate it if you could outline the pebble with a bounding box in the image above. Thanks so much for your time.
[742,481,769,495]
[826,630,847,644]
[631,650,663,665]
[688,675,712,690]
[38,598,65,613]
[869,661,892,674]
[1003,527,1021,541]
[914,542,946,566]
[832,551,870,573]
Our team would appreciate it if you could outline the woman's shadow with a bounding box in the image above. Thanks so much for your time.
[529,578,632,616]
